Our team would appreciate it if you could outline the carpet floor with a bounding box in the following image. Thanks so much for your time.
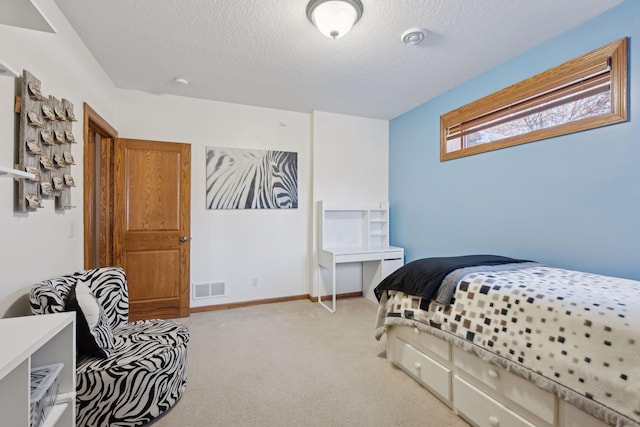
[151,297,468,426]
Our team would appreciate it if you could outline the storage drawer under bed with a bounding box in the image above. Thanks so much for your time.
[454,346,555,425]
[389,334,451,404]
[454,375,537,427]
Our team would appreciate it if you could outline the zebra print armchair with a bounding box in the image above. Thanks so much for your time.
[30,267,189,427]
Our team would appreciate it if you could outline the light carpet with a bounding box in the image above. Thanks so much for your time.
[151,297,468,426]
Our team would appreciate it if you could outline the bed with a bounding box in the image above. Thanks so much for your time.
[374,255,640,427]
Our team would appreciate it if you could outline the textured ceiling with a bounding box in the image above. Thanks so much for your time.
[52,0,623,119]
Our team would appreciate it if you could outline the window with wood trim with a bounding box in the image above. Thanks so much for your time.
[440,38,628,161]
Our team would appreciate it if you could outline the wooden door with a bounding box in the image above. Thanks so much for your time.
[113,138,191,321]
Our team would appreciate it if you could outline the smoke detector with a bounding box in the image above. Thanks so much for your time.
[401,28,427,45]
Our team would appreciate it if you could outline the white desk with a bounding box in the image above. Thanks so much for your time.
[318,245,404,312]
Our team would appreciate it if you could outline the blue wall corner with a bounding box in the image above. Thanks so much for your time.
[389,0,640,279]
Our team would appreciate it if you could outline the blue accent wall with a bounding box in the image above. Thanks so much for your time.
[389,1,640,280]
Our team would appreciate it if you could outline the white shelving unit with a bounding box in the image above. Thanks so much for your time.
[0,165,36,180]
[317,201,404,312]
[0,57,19,78]
[0,0,56,34]
[0,312,76,427]
[368,208,389,249]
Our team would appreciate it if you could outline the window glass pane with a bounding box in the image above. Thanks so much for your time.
[447,136,462,152]
[465,91,611,147]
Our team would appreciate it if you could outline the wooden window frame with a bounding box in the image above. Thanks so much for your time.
[440,38,628,161]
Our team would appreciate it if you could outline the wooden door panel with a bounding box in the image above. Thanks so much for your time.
[114,138,191,321]
[129,299,187,322]
[125,250,180,300]
[125,231,184,250]
[125,148,181,230]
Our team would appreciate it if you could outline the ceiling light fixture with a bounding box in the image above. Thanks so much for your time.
[306,0,363,39]
[174,77,189,86]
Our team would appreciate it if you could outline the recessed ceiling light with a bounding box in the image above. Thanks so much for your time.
[401,28,427,45]
[174,77,189,86]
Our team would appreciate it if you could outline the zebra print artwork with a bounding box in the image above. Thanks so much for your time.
[206,146,298,209]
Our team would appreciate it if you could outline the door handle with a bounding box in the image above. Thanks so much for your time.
[179,236,191,243]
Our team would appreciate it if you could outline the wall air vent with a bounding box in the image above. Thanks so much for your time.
[193,282,225,299]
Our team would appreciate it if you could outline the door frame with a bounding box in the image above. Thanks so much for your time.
[83,103,118,268]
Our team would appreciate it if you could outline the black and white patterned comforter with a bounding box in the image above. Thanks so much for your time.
[375,264,640,427]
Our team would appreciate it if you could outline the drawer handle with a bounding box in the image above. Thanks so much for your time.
[488,369,499,379]
[414,362,421,370]
[488,415,499,427]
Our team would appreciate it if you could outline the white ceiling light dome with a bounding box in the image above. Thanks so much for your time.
[306,0,364,39]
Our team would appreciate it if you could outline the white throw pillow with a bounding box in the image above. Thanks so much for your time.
[75,281,101,328]
[65,280,115,358]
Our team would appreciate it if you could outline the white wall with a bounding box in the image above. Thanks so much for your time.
[312,111,388,206]
[311,111,389,296]
[114,90,312,307]
[0,0,117,317]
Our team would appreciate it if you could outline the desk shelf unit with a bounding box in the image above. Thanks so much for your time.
[317,201,404,312]
[0,312,76,427]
